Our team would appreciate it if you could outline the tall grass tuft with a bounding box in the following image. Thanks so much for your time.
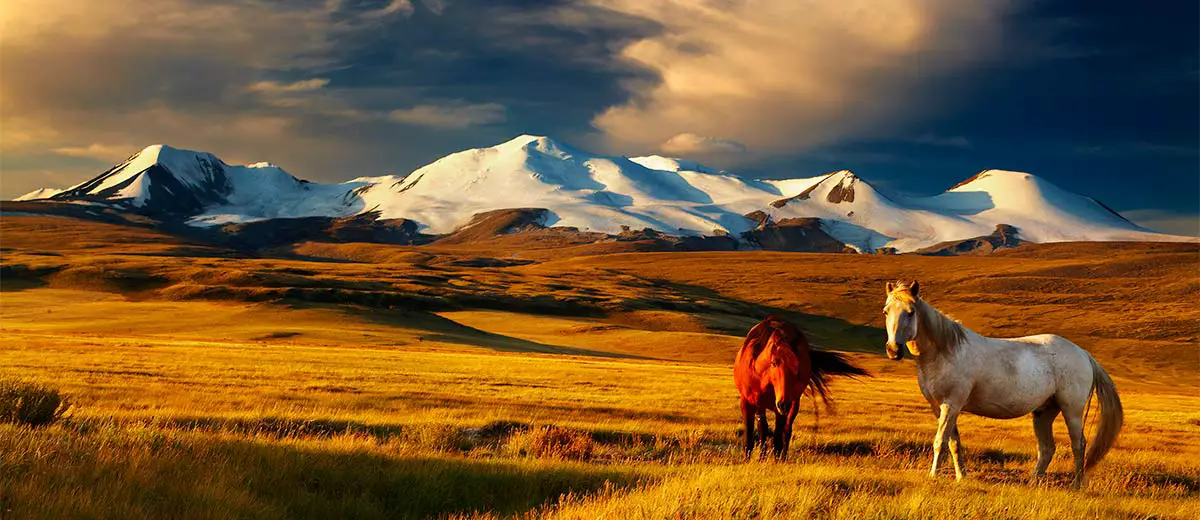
[0,379,71,427]
[506,426,597,460]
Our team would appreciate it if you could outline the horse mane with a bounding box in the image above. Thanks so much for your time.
[913,298,968,356]
[742,315,803,356]
[742,315,869,407]
[740,319,774,363]
[766,330,802,373]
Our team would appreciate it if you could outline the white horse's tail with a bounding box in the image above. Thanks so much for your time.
[1085,354,1124,470]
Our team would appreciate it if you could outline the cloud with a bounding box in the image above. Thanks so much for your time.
[0,0,345,151]
[1121,209,1200,237]
[247,79,332,94]
[389,103,507,129]
[52,143,139,162]
[576,0,1010,154]
[364,1,415,19]
[660,133,747,155]
[0,0,447,198]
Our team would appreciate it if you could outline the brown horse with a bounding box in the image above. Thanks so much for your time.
[734,315,867,460]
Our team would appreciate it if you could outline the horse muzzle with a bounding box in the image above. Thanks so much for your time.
[885,342,904,361]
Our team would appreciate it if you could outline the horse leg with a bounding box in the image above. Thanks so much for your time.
[781,398,801,461]
[773,409,788,460]
[740,400,755,459]
[1063,409,1087,489]
[926,404,945,476]
[947,422,966,481]
[1031,402,1061,480]
[757,410,772,456]
[930,402,963,480]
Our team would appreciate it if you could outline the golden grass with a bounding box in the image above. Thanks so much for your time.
[1,289,1197,519]
[531,244,1200,385]
[1,215,1198,518]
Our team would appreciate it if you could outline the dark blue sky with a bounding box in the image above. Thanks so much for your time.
[2,0,1196,233]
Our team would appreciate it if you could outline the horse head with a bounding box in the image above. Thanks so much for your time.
[763,328,803,413]
[883,280,923,360]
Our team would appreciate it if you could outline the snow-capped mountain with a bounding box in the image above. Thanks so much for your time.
[36,144,364,223]
[350,135,812,235]
[763,168,1178,251]
[13,136,1194,252]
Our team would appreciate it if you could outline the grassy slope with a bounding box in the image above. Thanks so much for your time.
[531,244,1199,384]
[1,215,1198,518]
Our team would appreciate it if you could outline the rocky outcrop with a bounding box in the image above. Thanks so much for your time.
[741,215,852,253]
[915,224,1024,256]
[616,226,738,251]
[218,212,431,249]
[434,208,552,245]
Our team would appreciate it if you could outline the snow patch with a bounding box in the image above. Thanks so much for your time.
[14,188,64,201]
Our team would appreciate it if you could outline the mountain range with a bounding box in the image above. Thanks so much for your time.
[11,135,1193,253]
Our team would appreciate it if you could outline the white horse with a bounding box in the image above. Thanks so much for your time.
[882,280,1123,488]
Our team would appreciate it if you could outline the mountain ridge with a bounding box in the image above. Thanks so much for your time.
[12,136,1195,252]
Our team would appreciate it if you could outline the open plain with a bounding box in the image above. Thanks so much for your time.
[1,214,1197,519]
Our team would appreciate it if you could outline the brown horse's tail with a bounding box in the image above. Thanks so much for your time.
[807,350,870,410]
[1085,354,1123,470]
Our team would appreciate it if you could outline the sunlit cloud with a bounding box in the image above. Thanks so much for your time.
[0,0,424,196]
[389,102,507,129]
[247,79,332,94]
[660,133,747,155]
[52,143,140,162]
[579,0,1010,154]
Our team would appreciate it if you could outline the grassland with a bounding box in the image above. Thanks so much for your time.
[0,214,1198,518]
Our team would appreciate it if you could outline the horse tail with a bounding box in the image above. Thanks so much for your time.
[1085,354,1124,470]
[807,350,870,410]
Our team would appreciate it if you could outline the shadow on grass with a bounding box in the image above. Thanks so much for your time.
[333,305,653,360]
[629,278,885,355]
[109,403,696,448]
[0,264,59,292]
[243,452,642,520]
[0,423,649,520]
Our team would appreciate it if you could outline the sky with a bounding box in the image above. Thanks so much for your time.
[1,0,1196,235]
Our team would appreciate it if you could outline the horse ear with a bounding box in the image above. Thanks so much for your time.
[886,281,895,293]
[910,280,920,298]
